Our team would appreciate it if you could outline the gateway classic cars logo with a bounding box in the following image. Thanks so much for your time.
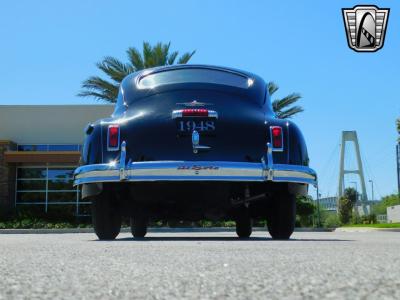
[342,5,390,52]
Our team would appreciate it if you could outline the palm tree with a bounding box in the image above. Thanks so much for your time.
[267,82,303,119]
[397,118,400,132]
[78,42,196,103]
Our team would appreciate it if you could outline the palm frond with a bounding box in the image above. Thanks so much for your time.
[96,56,133,83]
[177,50,196,64]
[268,82,303,119]
[167,51,179,65]
[152,42,168,66]
[78,76,119,103]
[267,81,279,96]
[272,93,302,111]
[126,47,144,70]
[275,106,304,119]
[77,90,117,103]
[79,41,196,102]
[397,118,400,133]
[142,41,154,68]
[397,118,400,141]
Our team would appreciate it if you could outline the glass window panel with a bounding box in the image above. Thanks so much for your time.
[17,145,48,151]
[139,69,250,89]
[47,168,74,179]
[17,180,46,191]
[48,179,74,190]
[18,168,47,179]
[47,191,76,203]
[16,192,46,203]
[48,145,79,151]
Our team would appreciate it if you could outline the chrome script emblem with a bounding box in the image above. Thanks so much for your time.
[177,164,219,175]
[342,5,390,52]
[176,100,213,107]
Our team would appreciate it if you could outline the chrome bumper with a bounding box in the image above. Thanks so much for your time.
[74,143,317,186]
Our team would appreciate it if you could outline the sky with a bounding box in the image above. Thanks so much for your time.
[0,0,399,199]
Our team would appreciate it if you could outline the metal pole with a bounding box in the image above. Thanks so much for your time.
[316,184,321,227]
[397,143,400,203]
[369,179,374,201]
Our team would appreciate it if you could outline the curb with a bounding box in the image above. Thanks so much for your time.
[335,227,400,233]
[0,227,332,234]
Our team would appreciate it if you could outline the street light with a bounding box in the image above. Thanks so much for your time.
[369,179,374,201]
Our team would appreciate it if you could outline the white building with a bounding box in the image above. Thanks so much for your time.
[0,105,113,217]
[387,205,400,223]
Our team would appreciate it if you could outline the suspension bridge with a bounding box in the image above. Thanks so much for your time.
[315,130,388,214]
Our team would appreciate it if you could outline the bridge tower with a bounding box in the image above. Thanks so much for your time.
[338,131,368,215]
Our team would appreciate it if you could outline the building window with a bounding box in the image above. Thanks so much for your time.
[17,144,81,151]
[15,166,90,216]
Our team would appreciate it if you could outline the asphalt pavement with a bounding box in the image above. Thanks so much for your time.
[1,231,399,299]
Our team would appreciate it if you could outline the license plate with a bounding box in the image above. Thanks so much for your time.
[177,120,216,132]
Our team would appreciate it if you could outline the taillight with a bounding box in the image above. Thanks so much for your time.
[182,109,209,117]
[108,125,120,150]
[270,126,283,150]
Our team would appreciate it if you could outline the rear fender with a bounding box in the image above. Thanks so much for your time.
[81,120,104,165]
[287,121,309,166]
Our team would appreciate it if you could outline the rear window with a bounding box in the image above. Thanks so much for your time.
[138,68,252,89]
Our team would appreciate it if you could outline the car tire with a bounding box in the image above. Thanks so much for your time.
[91,191,122,240]
[235,210,252,238]
[267,192,296,240]
[130,215,148,238]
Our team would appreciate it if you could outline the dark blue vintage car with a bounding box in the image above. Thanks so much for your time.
[74,65,316,240]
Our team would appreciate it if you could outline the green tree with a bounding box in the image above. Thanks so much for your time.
[397,118,400,141]
[344,187,358,206]
[323,212,341,228]
[78,41,196,103]
[338,196,352,224]
[372,194,400,215]
[296,195,316,227]
[267,82,304,119]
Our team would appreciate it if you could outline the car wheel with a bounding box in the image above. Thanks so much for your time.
[267,192,296,240]
[130,215,148,238]
[91,191,122,240]
[235,209,252,238]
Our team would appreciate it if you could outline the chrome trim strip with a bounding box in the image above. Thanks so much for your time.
[171,110,218,119]
[208,110,218,118]
[74,160,317,187]
[119,141,127,180]
[172,110,182,119]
